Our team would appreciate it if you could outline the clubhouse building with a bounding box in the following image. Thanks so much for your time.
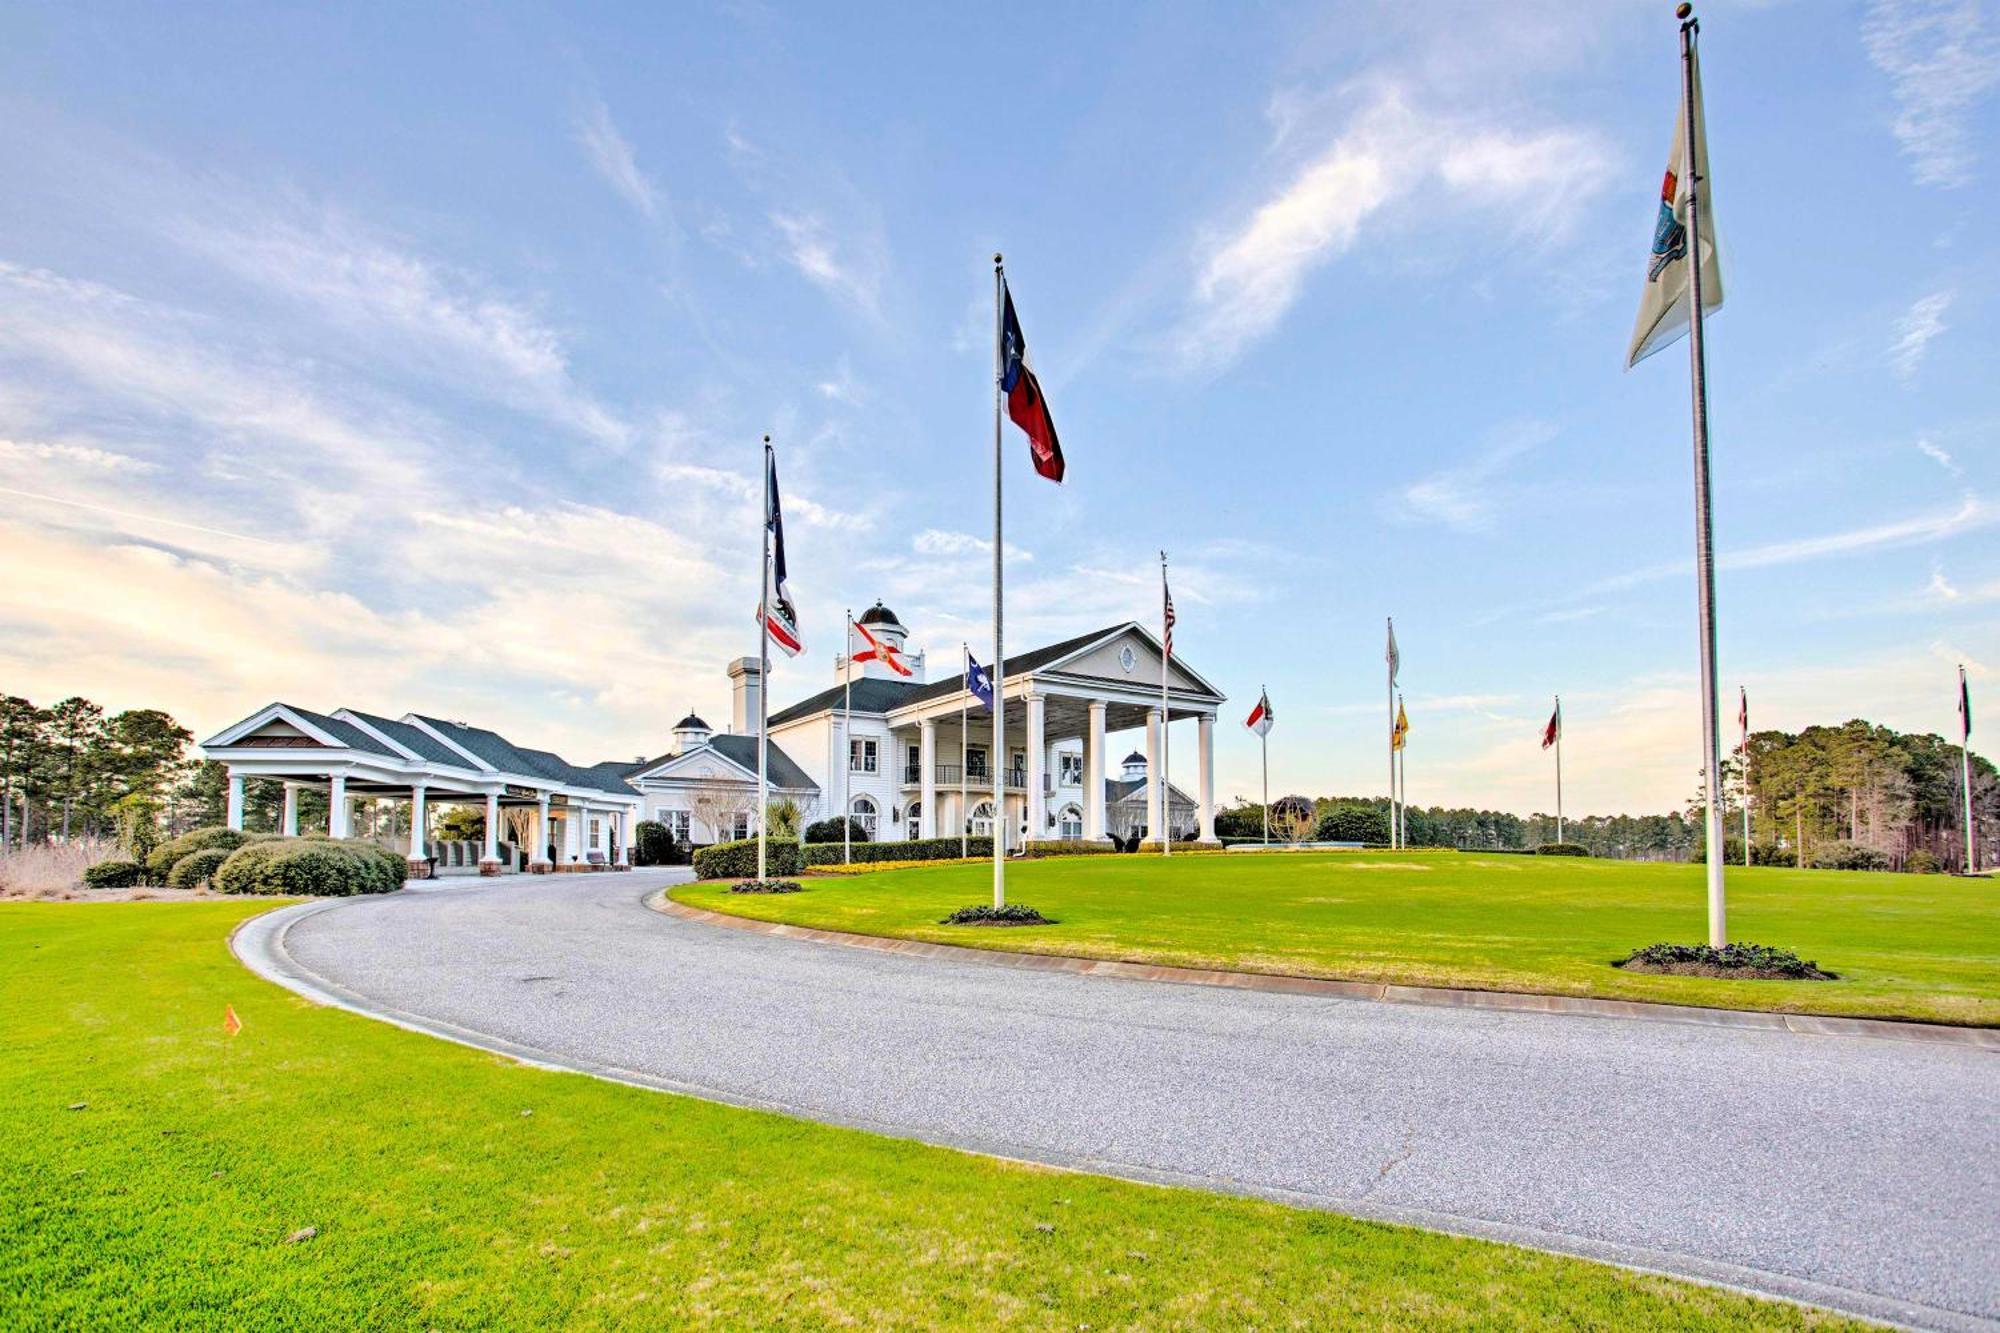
[201,604,1225,872]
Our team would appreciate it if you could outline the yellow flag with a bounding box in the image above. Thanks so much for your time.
[1392,700,1409,750]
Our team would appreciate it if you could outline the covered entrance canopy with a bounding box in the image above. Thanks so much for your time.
[199,704,643,874]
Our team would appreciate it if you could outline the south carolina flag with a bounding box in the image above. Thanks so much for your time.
[1246,690,1274,737]
[1627,38,1723,368]
[1002,283,1066,483]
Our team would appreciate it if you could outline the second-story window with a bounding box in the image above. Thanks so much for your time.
[850,737,878,773]
[1059,753,1084,786]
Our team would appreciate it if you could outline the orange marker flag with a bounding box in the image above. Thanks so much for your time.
[224,1005,242,1037]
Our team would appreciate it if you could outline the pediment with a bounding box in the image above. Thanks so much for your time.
[1041,626,1217,697]
[629,745,758,785]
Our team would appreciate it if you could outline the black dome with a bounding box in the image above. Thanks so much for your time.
[1123,751,1147,766]
[857,601,902,629]
[674,712,710,731]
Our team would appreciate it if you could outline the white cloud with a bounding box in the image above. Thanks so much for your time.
[911,528,1031,562]
[1180,88,1614,368]
[1917,437,1961,473]
[1863,0,2000,188]
[576,97,662,219]
[1890,289,1954,380]
[1390,419,1556,532]
[770,211,880,314]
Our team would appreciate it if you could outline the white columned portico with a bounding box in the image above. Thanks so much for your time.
[225,771,245,831]
[615,809,631,867]
[1024,693,1046,844]
[1085,700,1107,842]
[327,772,349,837]
[533,793,551,868]
[480,791,501,873]
[1197,714,1216,843]
[281,783,300,837]
[1145,708,1164,842]
[407,783,428,865]
[918,718,937,839]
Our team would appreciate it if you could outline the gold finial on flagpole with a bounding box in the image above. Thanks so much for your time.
[1676,3,1692,18]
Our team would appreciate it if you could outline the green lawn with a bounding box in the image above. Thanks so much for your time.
[0,904,1857,1330]
[675,851,2000,1026]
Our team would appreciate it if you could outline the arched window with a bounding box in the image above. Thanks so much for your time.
[850,795,879,841]
[1057,804,1083,839]
[904,801,921,840]
[968,800,994,836]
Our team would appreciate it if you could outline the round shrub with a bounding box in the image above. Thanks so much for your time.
[1315,804,1389,844]
[146,826,257,878]
[1902,849,1941,874]
[693,837,803,880]
[82,859,145,890]
[214,838,405,897]
[1534,842,1589,857]
[1809,840,1890,872]
[804,817,871,844]
[166,847,232,890]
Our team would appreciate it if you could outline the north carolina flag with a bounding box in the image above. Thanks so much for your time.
[1002,283,1065,483]
[1246,690,1273,737]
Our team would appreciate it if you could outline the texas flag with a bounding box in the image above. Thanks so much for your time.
[1002,283,1065,483]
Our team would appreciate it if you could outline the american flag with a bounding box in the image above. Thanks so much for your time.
[1162,567,1176,658]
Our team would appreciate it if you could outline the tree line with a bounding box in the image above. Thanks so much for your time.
[0,693,231,849]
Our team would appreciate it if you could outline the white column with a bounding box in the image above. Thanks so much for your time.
[563,804,582,863]
[615,809,631,867]
[1197,714,1216,843]
[225,771,245,831]
[482,792,501,867]
[328,772,349,837]
[1024,693,1046,845]
[1144,708,1164,843]
[1085,700,1107,841]
[281,783,300,837]
[408,784,427,861]
[918,719,937,839]
[534,794,551,866]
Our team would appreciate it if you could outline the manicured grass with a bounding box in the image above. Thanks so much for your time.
[675,851,2000,1026]
[0,904,1857,1330]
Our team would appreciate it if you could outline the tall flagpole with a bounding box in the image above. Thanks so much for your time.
[1679,8,1727,947]
[1261,684,1270,846]
[1554,695,1565,844]
[1740,687,1751,867]
[1962,664,1976,873]
[1397,692,1407,847]
[843,608,852,866]
[960,642,969,860]
[1161,549,1171,857]
[992,254,1007,909]
[1387,618,1398,850]
[757,435,773,882]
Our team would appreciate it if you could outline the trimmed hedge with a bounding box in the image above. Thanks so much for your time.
[1534,842,1589,857]
[1809,840,1891,871]
[694,837,804,880]
[1021,840,1118,857]
[82,859,145,889]
[166,847,232,890]
[146,826,259,878]
[214,838,407,897]
[804,817,871,844]
[802,836,994,867]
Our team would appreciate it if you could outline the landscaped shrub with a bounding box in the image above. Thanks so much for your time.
[213,838,405,897]
[804,817,871,844]
[1809,841,1891,871]
[1617,941,1832,980]
[940,903,1054,926]
[729,879,802,894]
[802,837,993,867]
[165,847,232,890]
[1315,804,1390,844]
[634,820,671,867]
[82,859,145,890]
[1021,840,1117,857]
[694,837,803,880]
[146,826,260,879]
[1903,849,1942,874]
[1535,842,1589,856]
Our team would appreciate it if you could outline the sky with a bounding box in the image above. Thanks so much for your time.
[0,0,1995,817]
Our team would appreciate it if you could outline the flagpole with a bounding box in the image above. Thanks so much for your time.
[992,254,1007,909]
[1397,691,1407,847]
[843,608,852,866]
[1261,685,1270,846]
[1160,549,1171,857]
[1554,695,1564,845]
[1740,688,1751,867]
[1677,7,1727,946]
[757,435,773,883]
[961,642,969,860]
[1962,664,1976,873]
[1386,618,1397,850]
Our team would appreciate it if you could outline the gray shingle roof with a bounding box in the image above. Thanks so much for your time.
[410,715,638,797]
[343,710,470,767]
[285,705,400,758]
[768,623,1132,726]
[707,734,817,791]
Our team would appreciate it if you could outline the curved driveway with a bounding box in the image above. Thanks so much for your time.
[237,871,1999,1331]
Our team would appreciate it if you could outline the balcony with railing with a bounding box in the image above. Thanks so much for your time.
[906,762,1029,790]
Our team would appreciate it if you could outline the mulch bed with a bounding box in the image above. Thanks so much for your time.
[939,904,1055,927]
[1614,941,1836,981]
[1617,959,1835,981]
[729,879,803,894]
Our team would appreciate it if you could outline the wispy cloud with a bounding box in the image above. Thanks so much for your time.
[1917,437,1961,474]
[1890,288,1954,380]
[1390,419,1556,533]
[1863,0,2000,188]
[576,97,663,220]
[1178,86,1614,369]
[770,211,880,314]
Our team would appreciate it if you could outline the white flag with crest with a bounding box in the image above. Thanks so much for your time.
[1627,41,1723,368]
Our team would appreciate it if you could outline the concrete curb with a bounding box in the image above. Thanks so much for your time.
[654,896,1999,1051]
